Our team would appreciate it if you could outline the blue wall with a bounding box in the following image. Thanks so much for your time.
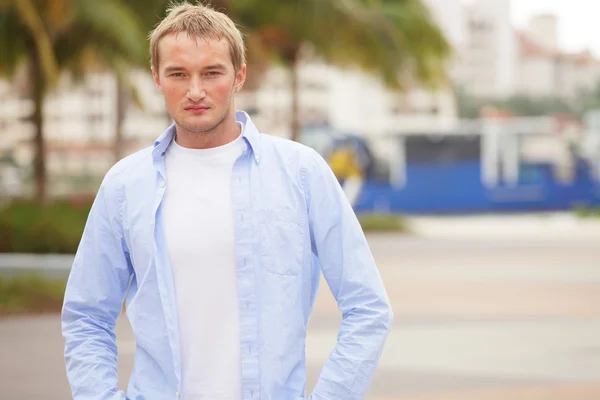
[354,161,600,214]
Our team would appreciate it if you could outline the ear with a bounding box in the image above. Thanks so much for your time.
[152,66,163,94]
[234,63,247,93]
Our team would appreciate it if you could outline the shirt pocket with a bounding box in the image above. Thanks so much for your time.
[258,207,305,276]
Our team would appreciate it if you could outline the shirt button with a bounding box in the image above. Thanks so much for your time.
[175,392,180,399]
[160,181,165,188]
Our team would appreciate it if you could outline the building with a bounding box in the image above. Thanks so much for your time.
[237,58,458,140]
[455,0,517,98]
[450,1,600,100]
[421,0,465,51]
[0,69,170,197]
[526,13,558,51]
[515,20,600,99]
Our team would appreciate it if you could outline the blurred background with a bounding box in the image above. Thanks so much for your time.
[1,0,599,399]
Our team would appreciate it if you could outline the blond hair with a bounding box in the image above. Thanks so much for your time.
[149,2,246,72]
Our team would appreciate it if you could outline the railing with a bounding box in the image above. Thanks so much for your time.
[0,253,73,277]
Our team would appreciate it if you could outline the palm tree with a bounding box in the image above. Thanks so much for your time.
[0,0,148,202]
[230,0,452,141]
[112,0,171,162]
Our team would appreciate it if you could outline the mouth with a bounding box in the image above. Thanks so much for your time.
[184,105,210,113]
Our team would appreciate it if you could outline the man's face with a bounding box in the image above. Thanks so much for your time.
[152,33,246,135]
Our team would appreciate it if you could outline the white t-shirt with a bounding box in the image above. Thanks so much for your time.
[163,130,246,400]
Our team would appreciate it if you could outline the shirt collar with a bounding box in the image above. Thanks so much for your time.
[152,110,262,163]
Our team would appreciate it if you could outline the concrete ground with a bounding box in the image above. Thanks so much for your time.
[1,214,599,399]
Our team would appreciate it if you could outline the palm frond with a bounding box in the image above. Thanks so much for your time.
[72,0,149,65]
[14,0,60,84]
[0,10,27,77]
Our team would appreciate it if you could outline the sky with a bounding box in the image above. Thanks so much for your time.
[508,0,600,55]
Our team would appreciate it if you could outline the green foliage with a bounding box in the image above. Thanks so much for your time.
[0,274,67,315]
[224,0,452,140]
[379,0,451,89]
[455,85,483,119]
[357,213,409,232]
[0,0,151,85]
[0,199,92,254]
[1,0,453,198]
[235,0,451,88]
[574,206,600,219]
[0,0,156,201]
[455,81,600,118]
[505,95,575,116]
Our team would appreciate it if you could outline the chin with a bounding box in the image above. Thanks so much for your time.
[175,115,206,130]
[184,125,213,134]
[183,120,220,133]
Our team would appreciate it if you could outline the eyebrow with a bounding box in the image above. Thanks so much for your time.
[203,63,227,71]
[163,64,228,74]
[164,66,186,74]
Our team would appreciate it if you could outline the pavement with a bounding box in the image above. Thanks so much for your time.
[1,214,599,399]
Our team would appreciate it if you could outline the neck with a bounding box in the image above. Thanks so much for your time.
[175,115,240,149]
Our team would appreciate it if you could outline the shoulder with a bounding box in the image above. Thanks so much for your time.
[259,133,330,175]
[257,133,338,204]
[100,146,154,196]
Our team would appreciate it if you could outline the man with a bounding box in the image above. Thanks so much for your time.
[62,3,392,400]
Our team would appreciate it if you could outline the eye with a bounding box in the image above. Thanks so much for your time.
[205,71,221,77]
[170,72,185,78]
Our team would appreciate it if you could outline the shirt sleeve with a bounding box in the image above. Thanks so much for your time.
[61,171,132,400]
[303,149,394,400]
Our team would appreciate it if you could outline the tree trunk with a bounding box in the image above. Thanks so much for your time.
[114,79,127,162]
[30,46,46,203]
[290,50,301,142]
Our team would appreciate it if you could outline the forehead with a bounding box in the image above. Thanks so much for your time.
[158,33,232,70]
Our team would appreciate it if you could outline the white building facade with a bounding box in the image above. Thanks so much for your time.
[515,26,600,99]
[237,60,458,140]
[455,0,517,98]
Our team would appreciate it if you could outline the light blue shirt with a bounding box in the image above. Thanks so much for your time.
[62,111,393,400]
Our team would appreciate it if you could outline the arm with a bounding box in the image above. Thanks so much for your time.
[61,173,132,399]
[304,149,393,400]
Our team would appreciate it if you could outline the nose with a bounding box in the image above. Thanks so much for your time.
[187,76,205,102]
